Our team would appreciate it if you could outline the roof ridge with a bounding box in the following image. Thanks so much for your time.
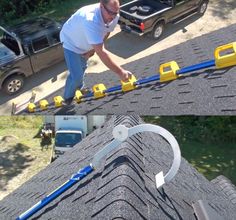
[114,115,140,127]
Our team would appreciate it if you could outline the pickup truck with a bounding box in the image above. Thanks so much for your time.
[0,17,64,95]
[118,0,208,39]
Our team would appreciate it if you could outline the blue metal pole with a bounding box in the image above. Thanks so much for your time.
[177,59,215,75]
[136,75,160,85]
[83,92,94,98]
[16,165,93,220]
[105,85,122,93]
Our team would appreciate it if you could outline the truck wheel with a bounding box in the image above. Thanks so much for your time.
[3,75,24,95]
[152,22,164,40]
[198,1,208,15]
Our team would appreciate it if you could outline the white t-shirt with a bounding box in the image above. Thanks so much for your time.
[60,3,119,54]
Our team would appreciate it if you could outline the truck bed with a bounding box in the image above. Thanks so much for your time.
[120,0,171,19]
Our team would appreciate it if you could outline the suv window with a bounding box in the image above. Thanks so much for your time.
[0,32,21,55]
[32,36,50,52]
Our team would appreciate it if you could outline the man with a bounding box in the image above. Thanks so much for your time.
[60,0,132,104]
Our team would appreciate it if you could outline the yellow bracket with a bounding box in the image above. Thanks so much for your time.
[215,42,236,69]
[75,90,83,103]
[39,100,49,110]
[28,103,36,113]
[121,74,137,92]
[159,61,180,82]
[93,83,107,98]
[54,96,64,107]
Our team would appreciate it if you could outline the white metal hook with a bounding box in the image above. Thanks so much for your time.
[92,124,181,189]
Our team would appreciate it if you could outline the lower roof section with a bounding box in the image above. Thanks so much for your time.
[0,116,235,219]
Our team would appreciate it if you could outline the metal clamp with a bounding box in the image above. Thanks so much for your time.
[159,61,179,82]
[92,124,181,189]
[120,74,137,92]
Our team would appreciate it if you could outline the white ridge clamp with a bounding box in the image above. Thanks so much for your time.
[92,124,181,189]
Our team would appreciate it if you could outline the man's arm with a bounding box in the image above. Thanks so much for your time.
[93,43,132,81]
[82,33,109,60]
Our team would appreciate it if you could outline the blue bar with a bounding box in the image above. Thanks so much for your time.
[105,85,122,93]
[177,59,215,75]
[16,165,93,220]
[83,92,94,98]
[136,75,160,85]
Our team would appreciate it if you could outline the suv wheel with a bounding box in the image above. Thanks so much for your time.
[198,1,208,15]
[3,75,24,95]
[152,22,164,40]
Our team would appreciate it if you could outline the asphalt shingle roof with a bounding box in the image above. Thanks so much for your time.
[0,116,235,219]
[25,24,236,116]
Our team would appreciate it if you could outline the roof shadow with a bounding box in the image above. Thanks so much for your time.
[0,143,34,191]
[210,0,236,20]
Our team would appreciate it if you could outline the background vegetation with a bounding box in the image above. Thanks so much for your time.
[143,116,236,184]
[0,0,95,26]
[0,0,130,26]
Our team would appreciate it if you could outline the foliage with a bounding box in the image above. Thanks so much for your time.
[143,116,236,143]
[143,116,236,184]
[0,0,59,24]
[0,0,97,26]
[181,141,236,184]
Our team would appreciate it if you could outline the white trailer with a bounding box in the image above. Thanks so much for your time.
[55,115,88,137]
[52,115,106,161]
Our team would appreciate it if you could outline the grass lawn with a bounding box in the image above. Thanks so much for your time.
[0,116,53,200]
[143,116,236,185]
[181,141,236,184]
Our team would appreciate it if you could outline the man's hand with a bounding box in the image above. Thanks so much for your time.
[119,69,132,82]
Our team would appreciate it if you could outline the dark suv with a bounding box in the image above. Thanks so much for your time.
[0,17,64,95]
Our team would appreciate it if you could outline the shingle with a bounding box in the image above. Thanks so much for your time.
[0,116,235,220]
[19,24,236,115]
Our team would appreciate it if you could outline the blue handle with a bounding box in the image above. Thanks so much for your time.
[136,75,160,85]
[80,60,216,99]
[83,91,94,98]
[177,59,215,75]
[105,85,122,93]
[16,165,93,220]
